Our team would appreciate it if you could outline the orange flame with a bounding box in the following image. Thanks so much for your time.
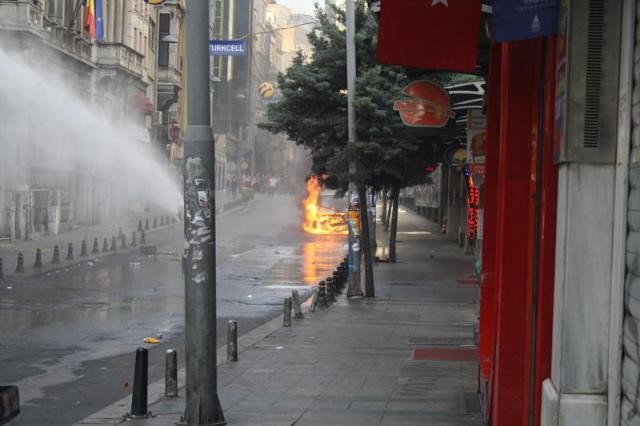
[302,176,348,235]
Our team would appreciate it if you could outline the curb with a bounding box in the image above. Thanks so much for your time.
[73,309,306,425]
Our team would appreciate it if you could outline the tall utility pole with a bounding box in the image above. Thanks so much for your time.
[346,0,363,298]
[182,0,226,424]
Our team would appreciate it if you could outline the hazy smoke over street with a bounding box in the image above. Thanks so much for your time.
[0,49,182,215]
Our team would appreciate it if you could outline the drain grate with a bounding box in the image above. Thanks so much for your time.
[412,347,477,361]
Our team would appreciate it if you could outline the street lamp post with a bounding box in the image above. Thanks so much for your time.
[182,0,225,424]
[346,0,364,298]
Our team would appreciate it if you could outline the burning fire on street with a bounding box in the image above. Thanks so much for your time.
[302,176,348,235]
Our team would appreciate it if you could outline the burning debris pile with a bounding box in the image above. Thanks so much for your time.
[302,176,348,235]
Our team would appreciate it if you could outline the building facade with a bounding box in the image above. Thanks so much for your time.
[0,0,181,240]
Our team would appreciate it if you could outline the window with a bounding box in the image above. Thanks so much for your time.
[158,13,171,67]
[159,13,170,35]
[211,0,223,78]
[150,20,156,51]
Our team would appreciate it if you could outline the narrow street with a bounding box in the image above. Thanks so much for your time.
[0,194,346,425]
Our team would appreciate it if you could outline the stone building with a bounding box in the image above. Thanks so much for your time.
[0,0,181,240]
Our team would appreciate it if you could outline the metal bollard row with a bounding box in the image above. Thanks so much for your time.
[2,222,160,276]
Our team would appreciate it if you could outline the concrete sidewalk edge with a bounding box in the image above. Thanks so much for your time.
[74,298,319,425]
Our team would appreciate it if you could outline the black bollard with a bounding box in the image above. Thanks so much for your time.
[52,245,60,264]
[130,348,149,417]
[283,297,292,327]
[102,238,109,253]
[318,280,329,307]
[160,216,165,226]
[131,231,137,247]
[153,217,157,228]
[326,277,336,302]
[310,288,319,312]
[340,269,347,288]
[66,243,74,261]
[118,227,123,238]
[140,230,146,245]
[166,215,171,224]
[80,240,88,257]
[292,290,304,319]
[120,234,127,249]
[332,272,342,293]
[92,238,100,254]
[110,236,117,252]
[15,252,24,273]
[0,257,4,279]
[34,249,43,268]
[165,349,178,397]
[145,218,149,230]
[138,219,143,232]
[227,321,238,362]
[171,216,177,223]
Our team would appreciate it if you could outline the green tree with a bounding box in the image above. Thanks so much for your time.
[260,1,441,293]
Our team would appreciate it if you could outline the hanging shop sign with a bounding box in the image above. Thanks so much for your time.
[209,40,247,56]
[144,0,167,4]
[466,110,486,177]
[492,0,559,42]
[394,81,455,128]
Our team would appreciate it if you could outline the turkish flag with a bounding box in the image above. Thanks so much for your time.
[376,0,482,72]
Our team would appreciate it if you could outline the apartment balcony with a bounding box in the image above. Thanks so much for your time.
[0,0,92,63]
[0,0,47,34]
[158,64,182,88]
[96,42,145,80]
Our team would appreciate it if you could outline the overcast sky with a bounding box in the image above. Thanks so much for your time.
[277,0,323,16]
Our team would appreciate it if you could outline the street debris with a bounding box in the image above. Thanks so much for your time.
[143,337,160,344]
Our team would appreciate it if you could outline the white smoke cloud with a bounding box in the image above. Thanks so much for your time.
[0,49,182,217]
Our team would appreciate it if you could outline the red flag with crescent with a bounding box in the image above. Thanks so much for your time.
[377,0,482,72]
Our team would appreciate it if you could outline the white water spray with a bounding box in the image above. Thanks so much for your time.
[0,49,182,223]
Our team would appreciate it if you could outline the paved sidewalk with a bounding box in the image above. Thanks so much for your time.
[75,208,482,426]
[0,190,251,279]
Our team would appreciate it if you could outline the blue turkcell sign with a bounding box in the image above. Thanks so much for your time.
[492,0,559,42]
[208,40,247,56]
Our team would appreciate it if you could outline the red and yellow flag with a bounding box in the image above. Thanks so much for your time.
[84,0,96,39]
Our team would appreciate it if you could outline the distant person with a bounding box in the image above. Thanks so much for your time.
[268,176,277,197]
[231,175,238,200]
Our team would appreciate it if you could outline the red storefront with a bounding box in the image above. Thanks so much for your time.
[374,2,561,424]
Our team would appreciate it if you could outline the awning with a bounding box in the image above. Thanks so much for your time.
[132,93,154,113]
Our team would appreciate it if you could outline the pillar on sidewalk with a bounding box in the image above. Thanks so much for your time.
[489,40,537,425]
[541,0,630,422]
[478,36,560,426]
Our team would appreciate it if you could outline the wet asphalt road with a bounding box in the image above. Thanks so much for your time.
[0,194,347,425]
